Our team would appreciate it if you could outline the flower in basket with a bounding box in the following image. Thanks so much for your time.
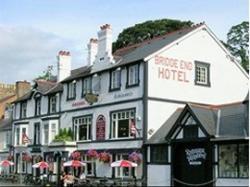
[86,149,98,159]
[71,151,81,160]
[98,152,111,163]
[128,151,142,164]
[22,153,32,162]
[7,155,13,161]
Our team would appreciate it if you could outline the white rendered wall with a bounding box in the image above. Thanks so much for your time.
[147,27,248,104]
[148,165,171,186]
[147,101,183,138]
[60,64,144,112]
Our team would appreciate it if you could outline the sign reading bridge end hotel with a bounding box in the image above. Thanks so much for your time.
[154,55,193,83]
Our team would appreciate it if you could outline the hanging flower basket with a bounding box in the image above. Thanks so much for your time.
[128,152,142,164]
[98,152,111,163]
[86,149,98,159]
[71,151,81,160]
[22,153,32,162]
[7,155,13,161]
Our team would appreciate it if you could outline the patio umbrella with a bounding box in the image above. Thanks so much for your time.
[32,161,49,169]
[111,160,138,168]
[0,160,14,167]
[63,160,86,167]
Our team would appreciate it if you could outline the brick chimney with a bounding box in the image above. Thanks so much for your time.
[16,81,31,98]
[57,51,71,82]
[96,24,113,63]
[87,38,98,66]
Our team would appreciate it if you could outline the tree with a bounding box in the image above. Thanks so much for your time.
[226,21,249,71]
[112,18,193,52]
[34,65,55,81]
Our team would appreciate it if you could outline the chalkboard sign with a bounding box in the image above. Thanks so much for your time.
[96,115,105,140]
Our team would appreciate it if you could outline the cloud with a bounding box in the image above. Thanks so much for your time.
[0,25,84,84]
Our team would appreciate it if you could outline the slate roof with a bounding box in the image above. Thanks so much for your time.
[0,118,12,131]
[147,102,249,144]
[14,80,58,103]
[146,109,182,144]
[61,24,204,83]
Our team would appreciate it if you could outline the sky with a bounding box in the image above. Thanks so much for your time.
[0,0,248,84]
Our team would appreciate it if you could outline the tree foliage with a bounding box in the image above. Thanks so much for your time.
[113,18,193,52]
[226,21,249,71]
[34,65,55,81]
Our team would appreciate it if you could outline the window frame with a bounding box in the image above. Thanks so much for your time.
[82,155,95,176]
[109,68,121,91]
[194,61,211,87]
[82,77,92,97]
[126,63,140,88]
[35,97,41,116]
[20,102,27,119]
[15,125,28,146]
[115,154,134,178]
[73,115,92,142]
[33,122,41,145]
[67,81,76,100]
[48,95,57,114]
[43,123,49,145]
[218,143,249,179]
[110,108,136,139]
[150,144,169,164]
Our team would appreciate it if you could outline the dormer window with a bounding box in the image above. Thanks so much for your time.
[110,68,121,91]
[35,97,41,116]
[127,64,139,87]
[20,102,27,119]
[67,81,76,100]
[82,77,92,96]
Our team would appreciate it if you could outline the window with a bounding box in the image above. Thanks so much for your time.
[74,116,92,141]
[43,124,49,145]
[110,69,121,91]
[195,61,210,86]
[127,64,139,87]
[151,145,168,163]
[49,95,57,113]
[35,97,41,116]
[82,77,92,96]
[33,123,40,145]
[20,102,27,118]
[111,109,135,139]
[16,127,20,145]
[4,131,11,149]
[219,143,249,178]
[115,154,133,178]
[67,81,76,100]
[51,123,57,142]
[82,155,95,176]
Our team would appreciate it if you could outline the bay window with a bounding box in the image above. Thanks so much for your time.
[111,109,135,139]
[218,143,248,178]
[74,115,92,141]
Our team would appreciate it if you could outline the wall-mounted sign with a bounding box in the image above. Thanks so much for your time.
[154,55,193,83]
[114,92,133,99]
[96,115,106,140]
[72,100,87,107]
[185,148,206,165]
[85,93,98,105]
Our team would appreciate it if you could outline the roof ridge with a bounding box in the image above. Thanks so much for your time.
[113,22,204,55]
